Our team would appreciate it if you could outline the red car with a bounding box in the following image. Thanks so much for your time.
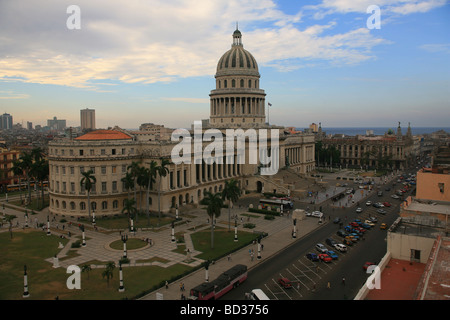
[383,202,391,207]
[278,278,292,289]
[350,222,359,227]
[319,254,333,263]
[363,262,376,271]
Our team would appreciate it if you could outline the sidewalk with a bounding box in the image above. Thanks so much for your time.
[140,212,325,300]
[1,195,326,300]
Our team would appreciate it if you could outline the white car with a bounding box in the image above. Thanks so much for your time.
[356,207,363,213]
[311,211,323,218]
[335,244,347,252]
[316,243,327,253]
[364,220,375,226]
[366,201,372,206]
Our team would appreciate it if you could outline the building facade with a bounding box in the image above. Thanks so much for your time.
[48,28,315,217]
[80,108,96,131]
[319,123,415,170]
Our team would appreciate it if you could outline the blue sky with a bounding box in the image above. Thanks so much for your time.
[0,0,449,130]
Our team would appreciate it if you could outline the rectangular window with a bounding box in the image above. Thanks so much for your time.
[102,182,107,193]
[101,166,107,174]
[112,181,117,192]
[70,182,75,193]
[112,166,117,174]
[79,149,84,156]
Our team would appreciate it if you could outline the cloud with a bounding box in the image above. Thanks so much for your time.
[419,43,450,54]
[161,97,209,104]
[0,90,30,99]
[0,0,392,88]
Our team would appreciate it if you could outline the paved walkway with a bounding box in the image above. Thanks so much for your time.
[0,193,326,300]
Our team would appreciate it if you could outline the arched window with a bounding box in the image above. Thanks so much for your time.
[102,201,107,210]
[224,80,227,88]
[240,79,244,88]
[232,79,235,88]
[113,200,118,209]
[62,201,66,209]
[70,202,76,210]
[80,202,86,210]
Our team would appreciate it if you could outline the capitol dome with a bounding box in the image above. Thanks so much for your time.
[216,28,260,77]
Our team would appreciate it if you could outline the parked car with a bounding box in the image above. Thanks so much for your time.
[366,201,372,206]
[360,223,372,229]
[368,216,378,223]
[356,207,363,213]
[311,211,324,218]
[391,194,400,199]
[306,253,319,261]
[343,238,353,246]
[363,262,376,271]
[383,202,392,207]
[377,209,387,215]
[316,243,327,253]
[278,278,292,289]
[326,238,337,247]
[337,230,348,237]
[377,191,383,196]
[373,202,384,208]
[333,217,341,224]
[326,250,339,260]
[380,223,388,230]
[364,220,375,226]
[318,254,332,263]
[335,244,347,252]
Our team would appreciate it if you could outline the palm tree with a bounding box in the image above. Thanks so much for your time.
[81,264,92,280]
[122,198,137,230]
[16,151,33,203]
[136,166,149,217]
[156,158,170,225]
[80,170,96,218]
[127,161,141,215]
[102,262,115,287]
[145,161,158,226]
[121,172,134,200]
[222,179,242,231]
[5,214,16,239]
[10,160,24,202]
[30,158,49,209]
[202,191,223,249]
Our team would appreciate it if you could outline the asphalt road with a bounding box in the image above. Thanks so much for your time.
[221,172,414,300]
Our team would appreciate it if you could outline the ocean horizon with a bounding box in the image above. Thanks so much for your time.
[296,127,449,136]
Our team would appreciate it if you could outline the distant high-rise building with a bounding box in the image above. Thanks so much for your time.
[47,116,67,131]
[80,108,95,130]
[27,121,33,130]
[0,113,13,130]
[309,123,318,133]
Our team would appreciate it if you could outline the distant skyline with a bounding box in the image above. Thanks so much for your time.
[1,0,449,129]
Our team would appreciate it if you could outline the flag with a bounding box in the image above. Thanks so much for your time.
[268,103,272,106]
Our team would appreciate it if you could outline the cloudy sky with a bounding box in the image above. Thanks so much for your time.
[0,0,449,129]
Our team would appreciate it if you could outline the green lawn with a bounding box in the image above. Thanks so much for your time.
[190,227,259,261]
[0,230,192,300]
[0,220,262,300]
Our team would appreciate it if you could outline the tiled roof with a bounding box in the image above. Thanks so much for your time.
[75,130,133,141]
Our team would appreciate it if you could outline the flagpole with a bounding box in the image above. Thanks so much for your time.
[267,102,271,124]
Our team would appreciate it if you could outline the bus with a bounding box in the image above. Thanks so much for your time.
[249,289,270,300]
[259,198,294,211]
[189,264,248,300]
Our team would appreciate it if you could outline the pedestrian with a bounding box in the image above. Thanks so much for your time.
[165,281,169,289]
[327,282,331,289]
[228,254,231,261]
[342,277,345,285]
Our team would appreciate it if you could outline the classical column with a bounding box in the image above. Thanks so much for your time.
[118,263,125,292]
[23,265,30,298]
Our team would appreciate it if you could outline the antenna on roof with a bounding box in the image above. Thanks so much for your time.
[236,21,238,30]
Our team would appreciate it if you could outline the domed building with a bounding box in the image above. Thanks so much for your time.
[210,28,266,127]
[48,27,316,217]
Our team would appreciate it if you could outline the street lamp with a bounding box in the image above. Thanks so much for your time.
[292,218,297,238]
[92,210,96,226]
[118,262,125,292]
[257,236,262,260]
[46,215,51,236]
[121,234,128,259]
[171,221,175,243]
[80,224,86,247]
[23,265,30,298]
[234,218,238,242]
